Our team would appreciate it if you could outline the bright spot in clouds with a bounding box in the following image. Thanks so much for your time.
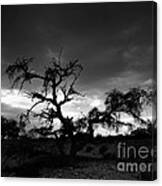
[1,89,105,118]
[1,89,32,109]
[90,98,101,107]
[1,88,152,125]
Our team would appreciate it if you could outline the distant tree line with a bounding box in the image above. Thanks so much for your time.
[1,116,20,140]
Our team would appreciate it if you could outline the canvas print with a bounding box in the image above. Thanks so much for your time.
[1,1,157,180]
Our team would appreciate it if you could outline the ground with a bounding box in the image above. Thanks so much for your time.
[1,136,157,180]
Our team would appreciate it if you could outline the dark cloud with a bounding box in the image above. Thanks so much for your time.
[1,2,155,118]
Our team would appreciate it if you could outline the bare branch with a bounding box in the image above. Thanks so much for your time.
[6,57,46,90]
[27,91,54,104]
[26,100,43,117]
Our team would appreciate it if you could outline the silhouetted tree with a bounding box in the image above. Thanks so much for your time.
[6,55,83,156]
[1,116,20,140]
[124,88,150,125]
[104,88,152,131]
[74,116,88,134]
[87,107,101,138]
[73,87,153,138]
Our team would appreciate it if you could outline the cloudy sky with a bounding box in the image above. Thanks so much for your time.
[1,2,155,120]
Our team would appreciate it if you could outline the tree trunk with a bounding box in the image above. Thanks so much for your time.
[56,106,79,158]
[54,135,65,156]
[88,121,94,140]
[69,136,77,158]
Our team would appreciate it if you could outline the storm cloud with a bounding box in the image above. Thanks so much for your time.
[1,2,155,118]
